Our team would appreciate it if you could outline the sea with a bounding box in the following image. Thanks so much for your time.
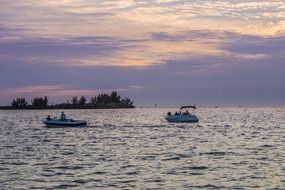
[0,108,284,189]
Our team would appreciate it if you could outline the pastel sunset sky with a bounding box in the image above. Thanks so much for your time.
[1,0,285,106]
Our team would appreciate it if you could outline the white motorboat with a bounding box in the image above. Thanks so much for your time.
[165,105,199,123]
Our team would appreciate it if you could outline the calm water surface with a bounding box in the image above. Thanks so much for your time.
[0,108,285,189]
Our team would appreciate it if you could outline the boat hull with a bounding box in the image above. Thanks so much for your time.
[43,119,87,127]
[165,115,199,123]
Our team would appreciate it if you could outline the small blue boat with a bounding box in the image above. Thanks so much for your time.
[43,115,87,127]
[165,105,199,123]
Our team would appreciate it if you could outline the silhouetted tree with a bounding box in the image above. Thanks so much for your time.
[31,96,48,109]
[79,96,86,106]
[44,96,48,106]
[90,96,97,105]
[121,97,133,106]
[71,96,78,105]
[97,93,111,105]
[110,91,121,103]
[11,97,28,109]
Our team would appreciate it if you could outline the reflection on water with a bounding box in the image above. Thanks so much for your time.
[0,108,285,189]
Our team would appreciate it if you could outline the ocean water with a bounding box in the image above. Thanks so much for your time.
[0,108,284,189]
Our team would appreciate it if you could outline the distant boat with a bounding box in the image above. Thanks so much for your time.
[43,115,87,128]
[165,105,199,123]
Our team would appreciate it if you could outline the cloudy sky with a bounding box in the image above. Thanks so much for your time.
[1,0,285,106]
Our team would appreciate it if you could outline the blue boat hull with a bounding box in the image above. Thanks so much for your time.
[43,119,87,127]
[165,115,199,123]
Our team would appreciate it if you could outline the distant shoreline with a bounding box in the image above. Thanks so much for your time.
[5,91,135,110]
[0,105,135,110]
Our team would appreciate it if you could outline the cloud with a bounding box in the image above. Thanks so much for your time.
[0,29,283,72]
[234,53,267,60]
[0,30,228,68]
[1,0,285,38]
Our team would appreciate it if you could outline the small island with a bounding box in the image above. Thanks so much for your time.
[0,91,135,109]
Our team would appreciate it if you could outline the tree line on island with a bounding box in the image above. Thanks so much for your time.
[7,91,134,109]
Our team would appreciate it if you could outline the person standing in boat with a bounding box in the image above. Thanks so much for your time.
[60,111,66,121]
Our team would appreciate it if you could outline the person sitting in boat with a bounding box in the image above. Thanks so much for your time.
[174,112,179,115]
[47,115,51,120]
[183,110,190,115]
[167,112,172,116]
[60,111,66,121]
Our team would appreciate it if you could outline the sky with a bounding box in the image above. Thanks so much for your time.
[0,0,285,107]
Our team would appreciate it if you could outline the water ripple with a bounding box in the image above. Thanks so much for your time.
[0,108,284,189]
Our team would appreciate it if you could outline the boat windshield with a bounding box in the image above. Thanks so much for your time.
[180,105,196,110]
